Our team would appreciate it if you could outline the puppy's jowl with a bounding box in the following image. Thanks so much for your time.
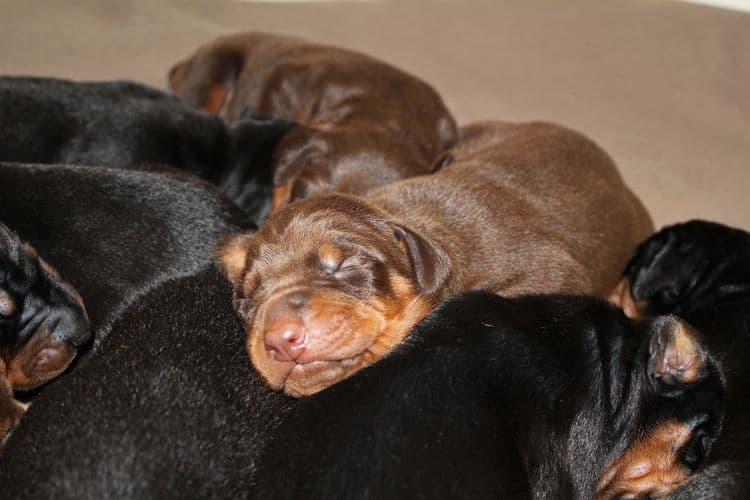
[219,121,653,396]
[0,222,90,441]
[169,31,458,210]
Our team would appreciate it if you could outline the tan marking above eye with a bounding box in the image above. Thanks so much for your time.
[318,243,343,272]
[243,272,260,297]
[0,290,16,318]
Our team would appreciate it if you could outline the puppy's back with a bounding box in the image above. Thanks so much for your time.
[372,121,653,296]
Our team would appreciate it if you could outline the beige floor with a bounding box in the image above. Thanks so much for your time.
[1,0,748,230]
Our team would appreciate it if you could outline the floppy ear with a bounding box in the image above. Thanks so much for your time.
[647,315,707,386]
[392,224,451,297]
[216,232,255,283]
[167,47,242,115]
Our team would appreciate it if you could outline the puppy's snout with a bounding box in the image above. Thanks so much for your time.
[263,291,309,362]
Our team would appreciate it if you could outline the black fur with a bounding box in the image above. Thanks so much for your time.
[255,292,725,499]
[624,220,750,462]
[0,162,249,347]
[0,76,295,223]
[623,220,750,497]
[0,163,292,497]
[670,462,750,499]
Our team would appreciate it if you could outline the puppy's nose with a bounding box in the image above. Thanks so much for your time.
[264,319,306,362]
[263,291,309,362]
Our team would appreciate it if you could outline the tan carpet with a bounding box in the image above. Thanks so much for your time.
[1,0,747,230]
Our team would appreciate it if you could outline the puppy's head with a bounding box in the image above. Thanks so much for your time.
[596,314,725,499]
[217,194,448,396]
[0,223,91,392]
[610,220,749,317]
[270,125,432,212]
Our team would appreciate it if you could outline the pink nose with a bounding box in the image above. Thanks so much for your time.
[264,319,307,362]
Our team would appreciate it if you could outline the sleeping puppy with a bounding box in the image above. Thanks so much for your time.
[0,164,292,497]
[0,269,292,498]
[0,222,90,442]
[0,162,250,352]
[254,292,725,499]
[0,162,252,446]
[0,76,294,223]
[611,220,750,495]
[218,121,654,396]
[168,31,458,210]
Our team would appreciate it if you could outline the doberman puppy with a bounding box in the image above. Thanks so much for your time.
[0,164,291,497]
[611,220,750,497]
[0,76,294,223]
[168,31,458,210]
[218,121,654,396]
[0,222,90,442]
[0,162,253,444]
[254,292,725,499]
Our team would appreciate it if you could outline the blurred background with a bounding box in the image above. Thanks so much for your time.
[1,0,747,229]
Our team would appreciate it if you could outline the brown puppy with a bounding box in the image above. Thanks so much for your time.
[168,31,458,210]
[218,121,654,397]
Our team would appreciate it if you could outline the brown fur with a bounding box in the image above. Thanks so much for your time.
[218,121,654,395]
[595,420,693,499]
[168,31,458,208]
[0,290,15,318]
[609,276,648,318]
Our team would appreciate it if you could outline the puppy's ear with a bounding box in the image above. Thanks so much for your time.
[167,47,243,115]
[393,224,451,297]
[647,315,707,386]
[216,232,254,283]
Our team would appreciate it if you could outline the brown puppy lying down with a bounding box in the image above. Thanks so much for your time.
[218,121,654,397]
[168,31,458,210]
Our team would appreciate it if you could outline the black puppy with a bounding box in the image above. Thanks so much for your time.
[255,292,725,499]
[0,162,249,345]
[0,269,292,498]
[613,220,750,497]
[0,163,292,497]
[0,221,89,441]
[0,76,294,223]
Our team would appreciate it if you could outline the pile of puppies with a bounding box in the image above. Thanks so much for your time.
[0,32,745,499]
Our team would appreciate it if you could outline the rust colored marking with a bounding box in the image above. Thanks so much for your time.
[202,83,228,113]
[609,277,648,319]
[595,420,693,499]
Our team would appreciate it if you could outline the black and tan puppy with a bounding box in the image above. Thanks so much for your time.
[611,220,750,496]
[0,164,292,497]
[0,76,294,223]
[218,121,653,396]
[0,161,250,440]
[254,292,725,499]
[0,222,89,441]
[168,31,458,210]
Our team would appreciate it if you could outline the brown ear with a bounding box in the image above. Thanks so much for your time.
[216,232,254,283]
[167,47,242,115]
[648,315,707,385]
[271,184,292,213]
[393,224,451,297]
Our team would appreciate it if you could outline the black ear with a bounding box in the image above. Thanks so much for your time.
[392,224,451,297]
[647,315,707,387]
[167,47,243,115]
